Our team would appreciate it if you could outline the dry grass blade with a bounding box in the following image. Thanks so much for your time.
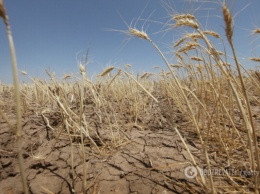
[99,67,114,76]
[174,127,207,189]
[107,69,121,87]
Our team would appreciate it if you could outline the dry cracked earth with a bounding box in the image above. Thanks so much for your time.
[1,88,260,194]
[0,115,203,194]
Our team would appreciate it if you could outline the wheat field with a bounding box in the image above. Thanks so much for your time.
[0,1,260,193]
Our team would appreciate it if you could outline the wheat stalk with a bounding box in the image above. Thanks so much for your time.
[0,1,29,193]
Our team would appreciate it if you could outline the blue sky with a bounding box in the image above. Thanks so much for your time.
[0,0,260,83]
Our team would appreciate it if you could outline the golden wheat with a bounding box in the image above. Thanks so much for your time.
[222,4,233,41]
[129,28,150,40]
[99,67,114,76]
[250,57,260,62]
[203,30,220,39]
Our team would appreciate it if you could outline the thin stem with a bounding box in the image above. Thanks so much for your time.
[80,74,87,192]
[6,20,29,194]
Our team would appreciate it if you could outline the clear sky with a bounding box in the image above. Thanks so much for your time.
[0,0,260,83]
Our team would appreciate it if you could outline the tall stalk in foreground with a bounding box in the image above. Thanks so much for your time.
[222,3,259,191]
[0,1,29,193]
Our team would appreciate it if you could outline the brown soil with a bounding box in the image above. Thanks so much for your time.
[0,95,206,194]
[0,114,205,193]
[1,88,259,194]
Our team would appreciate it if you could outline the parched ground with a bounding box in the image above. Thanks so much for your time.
[0,86,260,194]
[0,115,203,194]
[0,88,207,194]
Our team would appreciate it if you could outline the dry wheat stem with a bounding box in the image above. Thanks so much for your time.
[107,69,121,88]
[0,1,29,193]
[174,127,207,189]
